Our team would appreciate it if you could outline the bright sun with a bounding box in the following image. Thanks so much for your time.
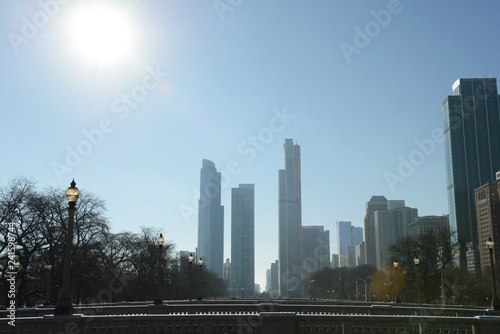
[68,4,135,65]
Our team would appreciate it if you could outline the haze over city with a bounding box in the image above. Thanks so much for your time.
[2,0,500,289]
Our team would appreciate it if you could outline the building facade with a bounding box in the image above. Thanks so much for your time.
[408,215,449,237]
[442,78,500,269]
[374,202,418,268]
[278,139,303,296]
[197,159,224,277]
[475,180,500,276]
[302,225,331,275]
[231,184,255,297]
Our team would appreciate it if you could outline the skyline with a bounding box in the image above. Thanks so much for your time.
[2,1,500,289]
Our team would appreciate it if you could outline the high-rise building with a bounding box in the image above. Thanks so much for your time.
[270,260,279,297]
[352,227,363,248]
[374,202,418,268]
[338,221,352,255]
[338,221,364,265]
[231,184,255,297]
[331,254,340,268]
[443,78,500,269]
[475,179,500,276]
[355,241,366,266]
[302,225,331,275]
[197,159,224,277]
[278,139,303,296]
[364,196,388,266]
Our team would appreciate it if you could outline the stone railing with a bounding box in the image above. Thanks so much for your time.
[0,300,491,319]
[1,313,500,334]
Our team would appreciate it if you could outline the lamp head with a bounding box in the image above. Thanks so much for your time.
[158,233,165,246]
[65,179,80,204]
[414,258,420,265]
[393,261,398,268]
[198,258,203,266]
[188,253,194,263]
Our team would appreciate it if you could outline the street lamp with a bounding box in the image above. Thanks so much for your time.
[393,261,398,303]
[414,257,420,306]
[310,279,315,300]
[486,236,499,310]
[197,258,203,300]
[241,288,245,298]
[54,180,79,316]
[44,264,52,306]
[188,253,194,303]
[154,233,165,305]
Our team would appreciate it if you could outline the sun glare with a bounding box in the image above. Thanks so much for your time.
[68,5,135,65]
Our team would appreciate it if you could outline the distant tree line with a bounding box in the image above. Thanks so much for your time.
[309,228,494,306]
[0,177,226,307]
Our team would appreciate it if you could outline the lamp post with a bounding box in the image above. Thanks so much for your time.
[486,236,499,310]
[241,288,245,298]
[233,280,236,299]
[414,257,420,306]
[154,233,165,305]
[188,253,194,303]
[393,261,398,303]
[54,180,79,316]
[44,264,52,306]
[310,279,315,300]
[197,258,203,300]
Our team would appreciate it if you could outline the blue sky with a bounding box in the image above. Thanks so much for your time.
[1,0,500,290]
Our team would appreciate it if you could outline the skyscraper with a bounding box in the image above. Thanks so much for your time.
[231,184,255,297]
[338,221,364,257]
[279,139,302,297]
[197,159,224,277]
[364,196,388,266]
[442,78,500,269]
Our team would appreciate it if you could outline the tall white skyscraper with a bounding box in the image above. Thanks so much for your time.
[197,159,224,277]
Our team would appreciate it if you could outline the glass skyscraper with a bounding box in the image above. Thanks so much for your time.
[197,159,224,277]
[442,78,500,269]
[278,139,302,297]
[231,184,255,297]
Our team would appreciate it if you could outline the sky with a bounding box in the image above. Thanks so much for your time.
[1,0,500,291]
